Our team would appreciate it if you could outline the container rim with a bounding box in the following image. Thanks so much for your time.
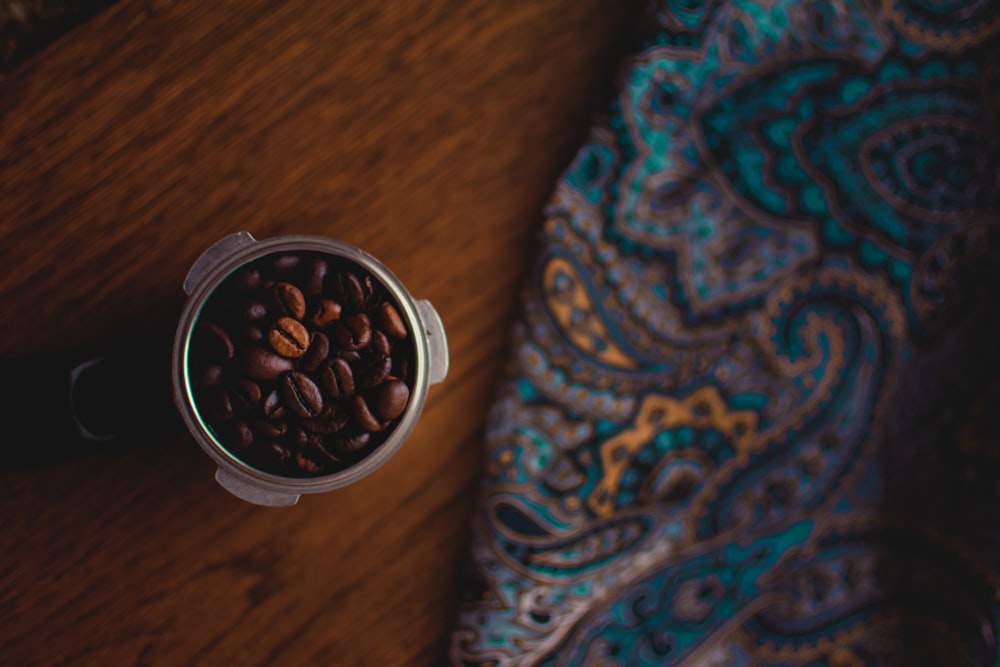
[171,234,432,497]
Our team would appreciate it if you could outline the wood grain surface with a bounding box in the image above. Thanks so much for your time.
[0,1,636,664]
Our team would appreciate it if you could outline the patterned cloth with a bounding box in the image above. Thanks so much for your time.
[451,0,1000,664]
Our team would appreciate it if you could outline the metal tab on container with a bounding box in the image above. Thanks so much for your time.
[416,300,449,385]
[183,232,257,296]
[215,468,300,507]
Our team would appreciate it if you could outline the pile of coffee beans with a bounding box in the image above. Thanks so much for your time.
[187,251,414,476]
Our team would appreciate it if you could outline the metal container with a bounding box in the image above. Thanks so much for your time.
[172,232,448,506]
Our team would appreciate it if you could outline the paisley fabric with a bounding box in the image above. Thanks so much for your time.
[450,0,1000,665]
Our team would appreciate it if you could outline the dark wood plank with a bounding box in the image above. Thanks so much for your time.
[0,0,634,664]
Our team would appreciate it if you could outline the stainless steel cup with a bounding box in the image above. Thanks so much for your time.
[172,232,448,506]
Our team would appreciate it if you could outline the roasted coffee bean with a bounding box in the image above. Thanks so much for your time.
[302,405,349,434]
[351,395,382,432]
[309,440,344,465]
[194,364,224,390]
[304,257,329,298]
[321,357,355,400]
[375,379,410,420]
[230,420,254,449]
[332,313,372,351]
[294,451,322,474]
[292,428,341,465]
[269,282,306,320]
[210,389,235,421]
[243,299,269,322]
[231,267,262,292]
[357,354,391,389]
[195,322,235,361]
[346,272,367,310]
[376,302,407,339]
[309,299,342,328]
[293,427,319,446]
[371,329,391,357]
[330,272,365,311]
[253,419,287,439]
[262,389,287,419]
[299,435,343,466]
[231,380,262,411]
[237,346,294,380]
[393,349,410,381]
[300,332,331,372]
[281,371,324,418]
[268,317,310,358]
[243,325,265,343]
[337,349,362,364]
[273,254,300,271]
[270,442,292,463]
[362,275,379,308]
[331,432,370,455]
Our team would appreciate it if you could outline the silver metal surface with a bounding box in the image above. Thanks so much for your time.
[183,231,257,296]
[416,300,449,385]
[215,468,300,507]
[172,233,448,506]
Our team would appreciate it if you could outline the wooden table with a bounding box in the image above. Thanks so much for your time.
[0,1,634,664]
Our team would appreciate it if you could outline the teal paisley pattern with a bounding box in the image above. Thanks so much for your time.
[451,0,1000,664]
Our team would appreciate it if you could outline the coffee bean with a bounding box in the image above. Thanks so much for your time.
[231,267,262,292]
[194,364,224,390]
[309,440,345,465]
[273,254,300,271]
[298,434,343,466]
[243,325,265,343]
[229,420,254,449]
[357,354,391,389]
[292,428,341,465]
[269,282,306,320]
[332,313,372,351]
[304,257,329,298]
[268,317,310,358]
[262,389,287,419]
[243,299,269,322]
[210,389,235,421]
[338,349,362,364]
[281,371,324,418]
[231,380,261,411]
[376,302,407,339]
[309,299,342,328]
[293,427,319,447]
[195,322,235,361]
[392,348,410,380]
[351,395,382,432]
[321,357,355,400]
[294,451,322,474]
[302,405,349,434]
[362,276,379,308]
[253,419,287,439]
[237,346,294,380]
[300,332,331,372]
[375,379,410,420]
[371,329,391,357]
[270,442,291,463]
[331,272,365,311]
[331,432,370,455]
